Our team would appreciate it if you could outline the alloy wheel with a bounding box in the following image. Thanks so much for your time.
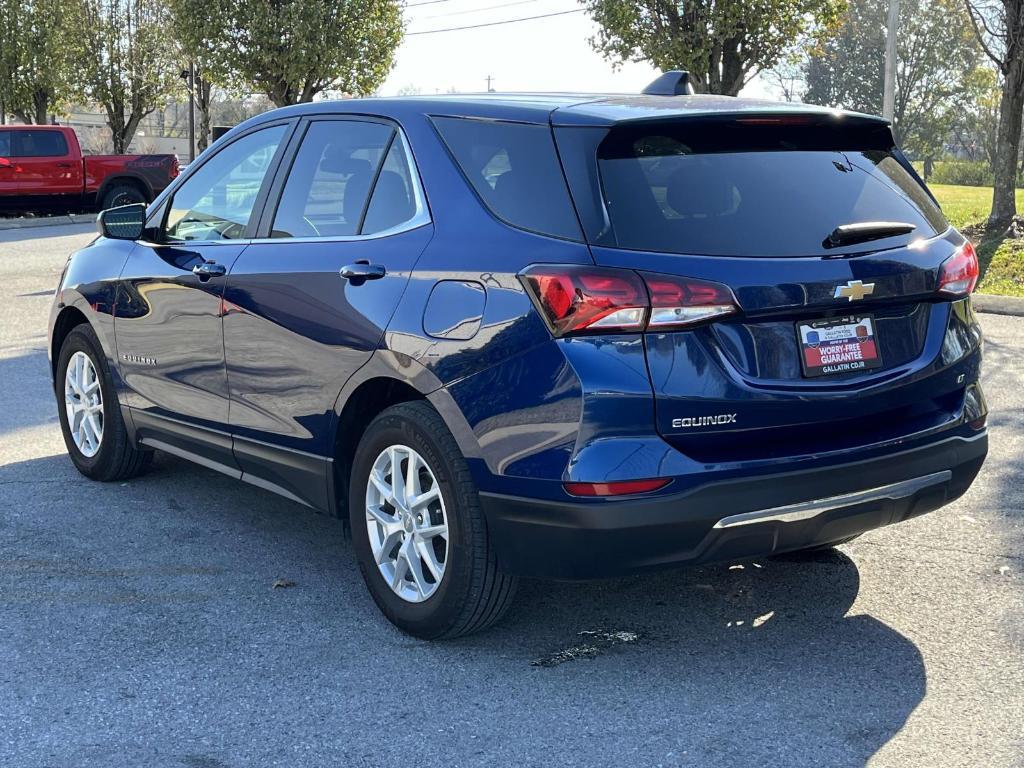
[64,350,104,458]
[365,444,449,603]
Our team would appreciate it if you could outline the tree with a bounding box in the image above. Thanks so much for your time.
[805,0,981,162]
[167,0,233,151]
[217,0,403,108]
[76,0,181,153]
[0,0,80,124]
[582,0,845,95]
[965,0,1024,228]
[893,0,981,162]
[804,0,885,112]
[949,64,1001,165]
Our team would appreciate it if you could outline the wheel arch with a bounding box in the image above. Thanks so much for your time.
[50,305,90,383]
[330,356,484,523]
[96,174,153,207]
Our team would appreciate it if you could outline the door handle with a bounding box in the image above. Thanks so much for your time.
[192,261,227,279]
[340,261,386,285]
[55,162,73,169]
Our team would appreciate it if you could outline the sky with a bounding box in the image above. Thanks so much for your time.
[380,0,775,98]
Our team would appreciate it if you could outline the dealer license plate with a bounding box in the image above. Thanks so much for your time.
[797,315,882,378]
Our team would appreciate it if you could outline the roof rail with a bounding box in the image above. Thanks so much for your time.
[642,70,695,96]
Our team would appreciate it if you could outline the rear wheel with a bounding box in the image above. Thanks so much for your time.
[100,182,146,210]
[349,402,517,639]
[56,324,151,481]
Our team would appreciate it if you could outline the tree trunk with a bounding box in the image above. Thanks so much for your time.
[988,64,1024,229]
[196,76,212,152]
[32,90,48,125]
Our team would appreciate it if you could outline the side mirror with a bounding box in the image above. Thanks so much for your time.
[97,203,147,240]
[0,157,11,168]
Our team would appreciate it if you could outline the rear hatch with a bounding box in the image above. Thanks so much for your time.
[553,106,977,463]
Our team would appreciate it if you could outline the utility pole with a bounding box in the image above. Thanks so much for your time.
[882,0,899,122]
[187,62,196,163]
[485,75,494,92]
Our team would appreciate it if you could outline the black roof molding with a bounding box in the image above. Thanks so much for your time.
[642,70,695,96]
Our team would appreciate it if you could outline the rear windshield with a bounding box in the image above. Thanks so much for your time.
[589,120,947,257]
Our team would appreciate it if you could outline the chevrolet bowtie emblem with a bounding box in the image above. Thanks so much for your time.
[833,280,875,302]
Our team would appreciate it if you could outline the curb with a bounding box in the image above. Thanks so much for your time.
[0,213,96,231]
[973,293,1024,317]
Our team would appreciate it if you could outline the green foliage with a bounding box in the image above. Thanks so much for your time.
[0,0,80,123]
[931,183,1024,296]
[918,161,1000,187]
[191,0,404,108]
[583,0,845,96]
[950,65,1001,166]
[805,0,982,160]
[75,0,182,153]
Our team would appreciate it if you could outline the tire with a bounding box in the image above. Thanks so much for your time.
[349,401,517,639]
[100,182,146,211]
[56,323,152,481]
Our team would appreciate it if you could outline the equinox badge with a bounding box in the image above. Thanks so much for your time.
[672,414,737,429]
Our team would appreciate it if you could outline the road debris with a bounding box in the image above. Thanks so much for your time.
[531,630,641,668]
[272,579,297,589]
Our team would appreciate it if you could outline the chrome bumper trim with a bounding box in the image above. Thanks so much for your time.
[712,470,953,529]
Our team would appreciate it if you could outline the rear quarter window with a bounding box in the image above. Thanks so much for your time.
[432,116,581,241]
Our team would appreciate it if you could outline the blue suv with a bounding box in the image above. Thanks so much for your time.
[49,76,988,638]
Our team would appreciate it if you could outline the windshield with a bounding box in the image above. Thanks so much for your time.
[589,122,947,258]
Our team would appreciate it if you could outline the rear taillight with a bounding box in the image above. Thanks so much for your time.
[519,265,647,336]
[937,241,978,296]
[644,273,739,329]
[519,265,738,338]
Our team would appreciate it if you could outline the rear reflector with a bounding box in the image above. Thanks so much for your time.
[519,265,739,337]
[563,478,672,497]
[937,241,978,296]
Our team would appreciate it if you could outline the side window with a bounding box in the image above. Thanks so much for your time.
[432,116,580,240]
[0,132,10,156]
[362,133,423,235]
[165,125,286,242]
[13,130,68,157]
[271,120,393,238]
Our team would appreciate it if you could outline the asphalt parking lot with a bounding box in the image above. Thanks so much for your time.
[1,224,1022,768]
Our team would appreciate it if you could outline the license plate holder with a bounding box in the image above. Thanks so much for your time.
[796,315,882,378]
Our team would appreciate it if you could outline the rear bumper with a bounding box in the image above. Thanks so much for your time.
[478,431,987,579]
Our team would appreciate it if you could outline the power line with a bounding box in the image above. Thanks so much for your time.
[407,8,584,35]
[406,0,454,7]
[413,0,544,21]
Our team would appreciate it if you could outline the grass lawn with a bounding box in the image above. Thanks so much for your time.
[930,183,1024,297]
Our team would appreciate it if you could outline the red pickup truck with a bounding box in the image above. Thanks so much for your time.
[0,125,178,212]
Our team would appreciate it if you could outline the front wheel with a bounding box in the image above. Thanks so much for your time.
[349,402,517,639]
[56,323,151,481]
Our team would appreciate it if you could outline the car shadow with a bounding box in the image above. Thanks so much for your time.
[0,349,58,435]
[0,451,926,766]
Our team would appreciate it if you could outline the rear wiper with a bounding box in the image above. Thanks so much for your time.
[824,221,916,249]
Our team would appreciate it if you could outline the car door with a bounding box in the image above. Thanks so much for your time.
[12,129,83,199]
[116,121,293,473]
[222,116,432,508]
